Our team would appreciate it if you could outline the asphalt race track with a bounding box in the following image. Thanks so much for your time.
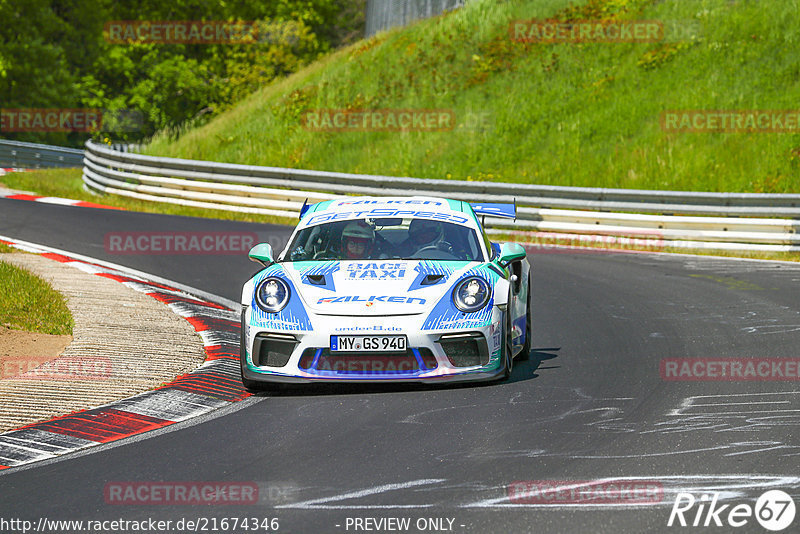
[1,197,798,533]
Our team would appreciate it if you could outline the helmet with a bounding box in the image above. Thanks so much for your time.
[341,221,375,259]
[408,219,444,248]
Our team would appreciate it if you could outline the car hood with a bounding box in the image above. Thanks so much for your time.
[280,260,483,316]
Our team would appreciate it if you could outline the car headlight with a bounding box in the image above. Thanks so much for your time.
[452,276,491,313]
[255,277,290,313]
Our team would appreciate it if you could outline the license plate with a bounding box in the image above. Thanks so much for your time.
[330,335,407,352]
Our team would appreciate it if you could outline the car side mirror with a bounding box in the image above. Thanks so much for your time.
[497,242,526,267]
[248,243,274,267]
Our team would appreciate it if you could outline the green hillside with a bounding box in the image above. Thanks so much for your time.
[146,0,800,193]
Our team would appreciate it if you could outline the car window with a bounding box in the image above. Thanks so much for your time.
[284,218,485,261]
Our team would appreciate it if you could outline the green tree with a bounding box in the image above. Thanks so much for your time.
[1,0,365,146]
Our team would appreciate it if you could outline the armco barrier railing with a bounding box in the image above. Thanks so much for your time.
[366,0,466,37]
[82,140,800,252]
[0,139,84,169]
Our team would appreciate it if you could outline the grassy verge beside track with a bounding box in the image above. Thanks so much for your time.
[0,256,73,335]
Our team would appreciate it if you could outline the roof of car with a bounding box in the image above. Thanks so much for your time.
[299,196,479,227]
[313,196,467,214]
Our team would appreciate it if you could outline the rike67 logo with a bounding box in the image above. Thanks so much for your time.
[668,490,796,531]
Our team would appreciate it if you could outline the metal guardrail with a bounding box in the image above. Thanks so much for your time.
[82,140,800,251]
[365,0,466,37]
[0,139,84,169]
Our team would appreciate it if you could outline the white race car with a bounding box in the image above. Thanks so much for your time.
[240,196,531,388]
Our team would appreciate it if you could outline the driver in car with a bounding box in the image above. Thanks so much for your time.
[341,221,376,259]
[400,219,448,256]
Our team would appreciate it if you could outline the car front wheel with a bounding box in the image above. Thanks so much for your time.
[500,304,513,380]
[519,273,532,360]
[240,307,266,393]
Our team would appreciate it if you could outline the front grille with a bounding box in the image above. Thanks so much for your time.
[253,333,297,367]
[439,333,489,368]
[299,347,437,373]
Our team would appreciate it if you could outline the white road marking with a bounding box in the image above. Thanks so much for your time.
[277,478,446,510]
[465,475,800,509]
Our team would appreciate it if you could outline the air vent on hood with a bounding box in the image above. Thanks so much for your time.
[421,274,445,286]
[306,274,326,286]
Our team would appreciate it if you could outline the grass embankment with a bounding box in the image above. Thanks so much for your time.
[146,0,800,194]
[0,257,73,335]
[3,0,798,261]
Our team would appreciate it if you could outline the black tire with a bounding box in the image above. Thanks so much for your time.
[241,369,265,393]
[240,307,266,393]
[518,273,532,360]
[500,304,513,381]
[241,355,279,393]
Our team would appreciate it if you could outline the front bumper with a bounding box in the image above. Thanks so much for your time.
[241,306,506,384]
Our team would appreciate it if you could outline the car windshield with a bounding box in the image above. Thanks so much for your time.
[283,217,485,262]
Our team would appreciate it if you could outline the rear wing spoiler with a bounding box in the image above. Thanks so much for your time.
[469,202,516,220]
[299,199,315,219]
